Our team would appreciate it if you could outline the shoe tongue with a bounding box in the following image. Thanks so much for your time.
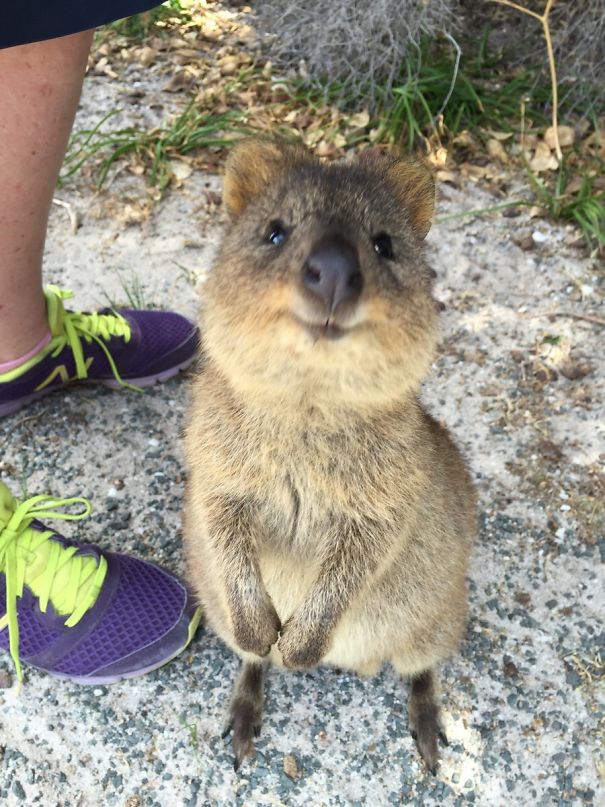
[44,287,67,337]
[22,528,101,618]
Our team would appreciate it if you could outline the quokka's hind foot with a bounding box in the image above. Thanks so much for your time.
[222,661,267,771]
[408,669,448,774]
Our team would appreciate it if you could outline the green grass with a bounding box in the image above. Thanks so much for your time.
[375,37,551,149]
[366,34,603,250]
[102,272,155,311]
[62,103,243,191]
[525,159,605,251]
[105,0,187,41]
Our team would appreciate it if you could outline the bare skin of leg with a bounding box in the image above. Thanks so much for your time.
[0,31,93,363]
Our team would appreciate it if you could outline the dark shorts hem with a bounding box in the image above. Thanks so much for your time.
[1,1,165,49]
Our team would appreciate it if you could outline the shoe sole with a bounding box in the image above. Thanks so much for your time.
[0,356,196,418]
[25,606,202,686]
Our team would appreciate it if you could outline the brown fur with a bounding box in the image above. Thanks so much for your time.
[184,138,477,773]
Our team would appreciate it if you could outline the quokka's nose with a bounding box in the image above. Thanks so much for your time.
[303,235,363,311]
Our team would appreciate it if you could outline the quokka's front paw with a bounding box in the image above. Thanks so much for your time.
[231,597,281,657]
[278,617,329,669]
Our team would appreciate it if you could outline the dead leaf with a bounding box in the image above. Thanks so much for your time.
[529,141,559,172]
[520,132,539,150]
[533,362,558,383]
[460,163,491,179]
[93,57,118,79]
[219,56,239,75]
[564,176,583,196]
[169,160,193,181]
[453,131,480,149]
[115,202,151,227]
[538,335,571,368]
[316,141,339,158]
[436,169,460,186]
[485,129,513,141]
[348,110,370,129]
[135,46,157,67]
[544,125,575,149]
[536,439,562,463]
[487,138,509,164]
[560,361,594,381]
[283,754,300,780]
[427,146,448,169]
[303,128,324,147]
[167,36,193,50]
[520,234,535,250]
[163,70,194,93]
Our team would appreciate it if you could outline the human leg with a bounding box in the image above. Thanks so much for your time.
[0,31,93,363]
[0,34,199,418]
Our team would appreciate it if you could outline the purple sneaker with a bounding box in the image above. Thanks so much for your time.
[0,286,200,417]
[0,482,202,684]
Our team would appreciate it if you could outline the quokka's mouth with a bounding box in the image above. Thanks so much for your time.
[292,314,350,341]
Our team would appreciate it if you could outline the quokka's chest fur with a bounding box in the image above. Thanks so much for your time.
[188,368,433,556]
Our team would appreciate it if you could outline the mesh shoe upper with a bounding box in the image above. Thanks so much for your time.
[0,484,201,683]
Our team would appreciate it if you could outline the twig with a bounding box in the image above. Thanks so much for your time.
[532,311,605,327]
[436,32,462,118]
[52,197,80,236]
[5,413,42,430]
[491,0,541,21]
[490,0,562,162]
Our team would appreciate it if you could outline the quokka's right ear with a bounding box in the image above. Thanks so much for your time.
[223,137,310,217]
[358,147,435,239]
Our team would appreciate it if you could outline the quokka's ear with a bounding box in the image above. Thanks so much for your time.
[358,148,435,239]
[223,137,310,217]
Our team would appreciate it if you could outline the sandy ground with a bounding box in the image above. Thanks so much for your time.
[0,63,603,807]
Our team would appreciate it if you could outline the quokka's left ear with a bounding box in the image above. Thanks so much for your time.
[358,148,435,239]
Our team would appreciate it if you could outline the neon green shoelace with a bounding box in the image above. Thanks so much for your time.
[0,494,107,682]
[47,286,142,392]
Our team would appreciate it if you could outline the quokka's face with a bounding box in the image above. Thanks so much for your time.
[202,140,441,410]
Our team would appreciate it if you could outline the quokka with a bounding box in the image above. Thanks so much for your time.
[184,138,477,773]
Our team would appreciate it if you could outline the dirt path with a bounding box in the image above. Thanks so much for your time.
[0,63,603,807]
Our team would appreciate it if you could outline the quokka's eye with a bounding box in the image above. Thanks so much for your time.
[373,232,394,260]
[266,220,287,246]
